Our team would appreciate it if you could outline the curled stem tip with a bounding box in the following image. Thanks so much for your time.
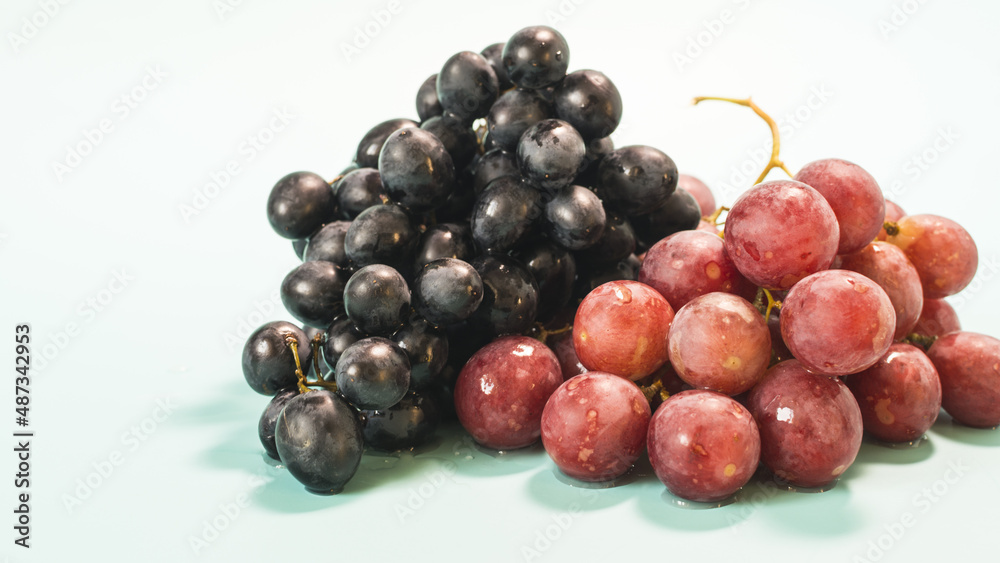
[693,96,794,185]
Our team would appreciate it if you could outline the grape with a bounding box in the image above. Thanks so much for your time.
[378,128,456,212]
[502,26,569,89]
[344,203,419,272]
[912,298,961,339]
[303,221,351,268]
[516,239,576,323]
[597,145,678,217]
[470,176,543,254]
[436,51,499,121]
[480,42,513,91]
[322,316,364,372]
[472,148,519,195]
[573,211,636,269]
[453,335,563,449]
[517,119,587,193]
[573,280,675,380]
[242,321,311,395]
[844,343,942,443]
[292,238,308,260]
[724,180,839,290]
[780,269,895,376]
[886,214,979,299]
[575,135,614,188]
[413,222,475,271]
[638,230,755,310]
[573,254,640,301]
[416,74,442,121]
[356,118,418,169]
[420,114,477,170]
[548,328,587,380]
[838,241,924,340]
[678,174,716,217]
[343,264,411,336]
[487,88,553,152]
[667,293,771,396]
[469,255,539,337]
[647,390,760,502]
[540,372,650,482]
[696,219,720,235]
[876,198,906,241]
[335,337,410,411]
[412,257,484,327]
[392,317,449,391]
[266,171,336,239]
[361,391,442,452]
[544,184,606,250]
[334,168,386,220]
[280,261,347,329]
[553,69,623,140]
[793,158,885,254]
[926,332,1000,428]
[258,388,299,459]
[747,360,863,489]
[629,188,701,246]
[275,390,364,494]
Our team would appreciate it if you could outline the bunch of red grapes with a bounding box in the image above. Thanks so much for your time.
[241,25,999,501]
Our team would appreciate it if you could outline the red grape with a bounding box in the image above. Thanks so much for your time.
[678,174,716,217]
[573,280,675,381]
[638,230,755,310]
[696,219,720,234]
[647,390,761,502]
[724,180,840,290]
[926,332,1000,428]
[912,298,961,339]
[453,335,563,449]
[844,343,941,442]
[780,269,895,376]
[540,372,651,482]
[548,328,588,380]
[747,360,863,489]
[794,158,885,255]
[667,293,771,395]
[887,214,978,299]
[838,241,924,340]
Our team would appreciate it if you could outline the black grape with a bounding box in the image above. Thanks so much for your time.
[258,387,298,459]
[597,145,678,216]
[378,128,456,212]
[343,264,411,336]
[436,51,499,121]
[502,26,570,89]
[413,257,484,327]
[242,321,311,395]
[420,114,477,170]
[472,148,519,195]
[553,69,623,140]
[487,88,553,152]
[630,187,701,247]
[322,315,365,372]
[392,317,449,391]
[266,172,336,240]
[416,74,443,121]
[480,42,513,91]
[335,337,410,410]
[470,255,539,337]
[517,119,586,193]
[544,184,606,250]
[279,261,347,329]
[574,210,636,268]
[361,392,443,452]
[516,239,576,324]
[344,203,419,273]
[334,168,386,220]
[356,118,418,168]
[303,221,351,269]
[414,223,475,271]
[470,176,543,254]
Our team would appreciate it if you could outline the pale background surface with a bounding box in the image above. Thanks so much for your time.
[2,0,999,561]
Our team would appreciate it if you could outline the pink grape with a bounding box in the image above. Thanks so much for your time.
[838,241,924,340]
[926,332,1000,428]
[887,214,978,299]
[678,174,716,217]
[912,299,961,339]
[780,269,895,376]
[794,158,885,255]
[724,180,840,290]
[877,199,906,241]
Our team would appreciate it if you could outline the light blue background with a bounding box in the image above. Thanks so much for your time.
[2,0,999,561]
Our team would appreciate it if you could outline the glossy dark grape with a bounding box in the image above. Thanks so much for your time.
[392,317,449,391]
[334,337,410,410]
[361,391,443,452]
[574,211,635,268]
[544,184,606,250]
[355,118,419,169]
[412,257,484,327]
[416,74,442,121]
[343,264,411,336]
[242,321,311,395]
[502,25,570,89]
[597,145,678,217]
[470,255,539,337]
[275,390,363,494]
[487,88,553,152]
[480,42,513,91]
[629,187,701,246]
[472,148,519,195]
[573,254,641,301]
[280,261,346,329]
[322,315,365,372]
[344,203,419,273]
[516,239,576,323]
[378,128,455,212]
[517,119,586,193]
[334,168,386,220]
[553,69,622,140]
[303,221,351,269]
[414,223,475,270]
[266,172,336,239]
[258,388,299,459]
[575,135,614,188]
[420,114,477,170]
[292,238,308,260]
[436,51,499,121]
[470,176,543,254]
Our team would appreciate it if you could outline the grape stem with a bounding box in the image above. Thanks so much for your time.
[705,205,730,226]
[285,335,339,394]
[638,378,670,405]
[883,221,900,237]
[533,323,572,344]
[752,287,782,320]
[903,332,937,351]
[693,96,794,185]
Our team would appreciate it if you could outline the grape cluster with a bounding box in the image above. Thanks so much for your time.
[241,25,1000,502]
